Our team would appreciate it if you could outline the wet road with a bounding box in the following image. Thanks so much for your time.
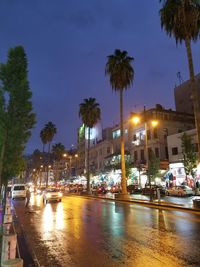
[13,195,200,267]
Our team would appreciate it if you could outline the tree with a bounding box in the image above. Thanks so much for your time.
[181,132,197,182]
[148,151,160,183]
[42,121,57,187]
[105,49,134,195]
[159,0,200,162]
[52,143,65,183]
[40,129,48,153]
[44,121,57,154]
[79,98,101,192]
[0,46,35,186]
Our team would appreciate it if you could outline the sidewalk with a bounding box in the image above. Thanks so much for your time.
[76,192,200,213]
[0,200,37,267]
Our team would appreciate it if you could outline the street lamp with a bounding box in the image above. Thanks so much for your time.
[132,116,158,195]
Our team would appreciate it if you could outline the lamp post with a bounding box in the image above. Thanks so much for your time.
[132,116,158,200]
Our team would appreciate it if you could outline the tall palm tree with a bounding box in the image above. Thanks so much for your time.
[40,129,48,153]
[105,49,134,195]
[43,121,57,187]
[79,98,101,193]
[159,0,200,162]
[52,143,65,184]
[44,121,57,153]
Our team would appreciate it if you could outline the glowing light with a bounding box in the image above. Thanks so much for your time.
[132,116,140,125]
[151,120,158,127]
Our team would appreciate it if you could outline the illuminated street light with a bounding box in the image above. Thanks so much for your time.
[131,115,158,196]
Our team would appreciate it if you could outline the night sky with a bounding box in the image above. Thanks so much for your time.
[1,0,199,154]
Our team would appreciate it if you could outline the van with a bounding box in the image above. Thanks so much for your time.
[11,184,26,199]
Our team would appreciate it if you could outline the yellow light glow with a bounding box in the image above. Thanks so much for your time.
[151,120,158,127]
[75,154,78,158]
[63,153,67,157]
[132,116,140,125]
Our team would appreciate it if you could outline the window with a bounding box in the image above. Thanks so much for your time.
[148,148,152,159]
[133,134,137,141]
[107,147,111,154]
[153,128,158,139]
[172,147,178,155]
[140,149,144,161]
[147,130,151,140]
[155,147,159,158]
[134,151,138,161]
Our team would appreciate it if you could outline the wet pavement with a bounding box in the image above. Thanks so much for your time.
[13,194,200,267]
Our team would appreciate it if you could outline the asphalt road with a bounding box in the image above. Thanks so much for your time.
[13,194,200,267]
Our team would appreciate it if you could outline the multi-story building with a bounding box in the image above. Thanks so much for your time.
[167,129,200,186]
[77,124,112,175]
[129,105,195,169]
[174,73,200,114]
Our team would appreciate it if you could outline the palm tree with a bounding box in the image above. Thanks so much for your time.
[159,0,200,162]
[40,129,48,153]
[79,98,101,193]
[44,121,57,154]
[42,121,57,187]
[105,49,134,195]
[52,143,65,184]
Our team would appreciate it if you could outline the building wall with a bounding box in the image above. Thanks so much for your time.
[129,107,195,167]
[174,73,200,114]
[167,129,197,163]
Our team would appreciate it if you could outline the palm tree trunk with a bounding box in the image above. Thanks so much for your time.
[185,38,200,162]
[120,90,127,195]
[87,128,91,193]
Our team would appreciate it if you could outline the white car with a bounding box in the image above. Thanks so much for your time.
[43,188,62,204]
[11,184,26,199]
[166,185,194,196]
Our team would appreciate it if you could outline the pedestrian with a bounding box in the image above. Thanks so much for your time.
[25,187,31,208]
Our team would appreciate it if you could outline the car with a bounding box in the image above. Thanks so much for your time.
[97,186,107,194]
[142,185,166,196]
[127,185,142,194]
[166,185,194,196]
[110,185,121,193]
[43,188,63,204]
[11,184,26,200]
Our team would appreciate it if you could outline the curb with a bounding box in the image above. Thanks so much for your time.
[68,193,200,214]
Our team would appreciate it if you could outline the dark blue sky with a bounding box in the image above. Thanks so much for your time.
[1,0,199,153]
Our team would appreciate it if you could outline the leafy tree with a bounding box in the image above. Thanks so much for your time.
[181,132,197,181]
[79,98,101,192]
[0,46,35,186]
[148,151,160,183]
[105,49,134,195]
[159,0,200,162]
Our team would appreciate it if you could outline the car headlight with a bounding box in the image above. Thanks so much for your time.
[58,192,62,197]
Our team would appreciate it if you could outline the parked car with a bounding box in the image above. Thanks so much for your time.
[97,186,107,194]
[142,185,166,196]
[127,185,142,194]
[110,185,121,193]
[166,186,194,196]
[43,188,63,204]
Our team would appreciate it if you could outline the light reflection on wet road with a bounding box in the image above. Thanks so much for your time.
[13,195,200,267]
